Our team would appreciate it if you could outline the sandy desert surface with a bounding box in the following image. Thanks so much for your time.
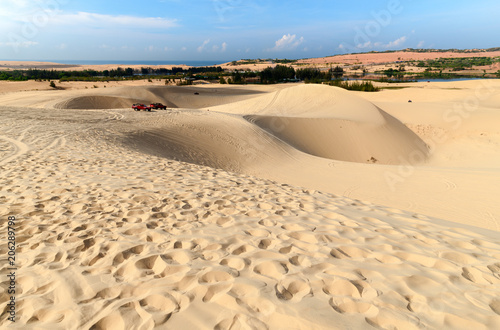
[1,79,500,329]
[297,50,500,65]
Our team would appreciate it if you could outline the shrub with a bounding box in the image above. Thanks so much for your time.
[329,79,379,92]
[49,81,56,88]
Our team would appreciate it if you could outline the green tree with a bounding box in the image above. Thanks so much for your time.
[259,65,295,84]
[331,66,344,79]
[232,71,243,84]
[296,68,323,81]
[260,67,274,83]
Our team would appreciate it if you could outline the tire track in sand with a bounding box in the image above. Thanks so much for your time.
[0,127,32,166]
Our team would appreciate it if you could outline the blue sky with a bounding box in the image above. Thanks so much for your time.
[1,0,499,62]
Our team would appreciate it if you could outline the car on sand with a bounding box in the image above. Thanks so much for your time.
[150,103,167,110]
[132,104,151,111]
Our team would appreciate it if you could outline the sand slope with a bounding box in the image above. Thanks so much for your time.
[1,81,500,329]
[1,105,500,329]
[217,84,430,164]
[2,82,498,228]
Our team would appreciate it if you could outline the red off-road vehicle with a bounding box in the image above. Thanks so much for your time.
[150,103,167,110]
[132,104,151,111]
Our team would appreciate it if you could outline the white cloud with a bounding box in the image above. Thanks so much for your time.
[52,12,178,29]
[357,41,372,48]
[0,40,38,48]
[197,39,210,52]
[270,34,304,51]
[198,40,226,53]
[417,40,425,48]
[341,35,408,52]
[386,36,407,48]
[0,1,57,19]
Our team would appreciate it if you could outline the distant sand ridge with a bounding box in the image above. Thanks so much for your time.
[1,80,500,329]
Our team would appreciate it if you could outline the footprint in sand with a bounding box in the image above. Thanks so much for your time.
[275,279,310,302]
[231,244,256,256]
[112,245,145,266]
[487,263,500,279]
[439,250,478,265]
[238,296,277,316]
[253,260,288,280]
[322,278,361,298]
[330,246,370,260]
[220,257,247,271]
[199,270,235,302]
[490,299,500,315]
[329,297,378,317]
[139,293,178,325]
[215,313,269,330]
[365,309,421,330]
[461,267,492,285]
[135,255,168,275]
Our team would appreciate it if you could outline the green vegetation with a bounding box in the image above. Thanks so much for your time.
[259,65,295,83]
[0,66,224,82]
[49,81,56,88]
[331,66,344,79]
[230,58,297,65]
[403,47,500,53]
[328,79,379,92]
[231,71,243,84]
[378,86,408,90]
[295,68,328,81]
[273,59,297,64]
[416,57,494,70]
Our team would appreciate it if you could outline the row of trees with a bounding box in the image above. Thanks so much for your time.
[259,65,296,83]
[1,64,352,85]
[415,57,495,70]
[251,65,344,84]
[295,66,344,82]
[0,66,225,81]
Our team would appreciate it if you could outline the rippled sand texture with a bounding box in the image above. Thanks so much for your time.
[1,81,500,329]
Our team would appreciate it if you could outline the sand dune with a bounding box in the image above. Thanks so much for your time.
[297,50,500,66]
[1,80,500,329]
[222,84,430,164]
[54,86,265,110]
[3,82,498,227]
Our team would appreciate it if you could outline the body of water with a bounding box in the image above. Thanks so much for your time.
[414,78,489,82]
[1,59,230,67]
[48,60,230,67]
[345,77,496,83]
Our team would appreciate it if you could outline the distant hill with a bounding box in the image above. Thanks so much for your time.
[357,47,500,55]
[295,48,500,66]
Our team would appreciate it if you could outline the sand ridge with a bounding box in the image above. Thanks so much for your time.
[1,106,499,329]
[1,80,500,329]
[297,50,500,66]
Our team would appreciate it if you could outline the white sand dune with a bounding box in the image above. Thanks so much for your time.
[1,80,500,329]
[225,84,430,164]
[54,86,266,110]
